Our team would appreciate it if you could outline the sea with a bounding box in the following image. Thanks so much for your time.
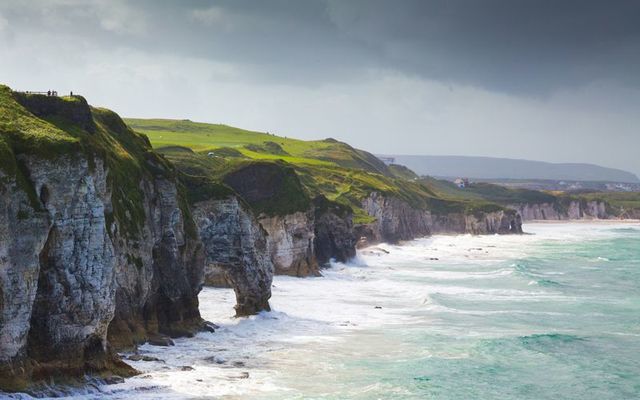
[13,221,640,399]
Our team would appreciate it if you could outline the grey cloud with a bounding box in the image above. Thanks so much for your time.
[3,0,639,93]
[0,0,638,175]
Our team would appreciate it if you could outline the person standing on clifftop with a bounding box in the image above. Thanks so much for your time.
[47,90,51,96]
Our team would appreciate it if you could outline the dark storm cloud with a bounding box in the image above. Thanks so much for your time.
[1,0,639,176]
[329,0,640,93]
[3,0,639,94]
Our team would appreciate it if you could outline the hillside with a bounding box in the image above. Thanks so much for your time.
[126,119,511,222]
[421,176,640,218]
[126,119,391,175]
[384,155,640,183]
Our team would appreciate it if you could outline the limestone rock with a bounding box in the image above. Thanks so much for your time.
[194,197,273,316]
[260,210,318,276]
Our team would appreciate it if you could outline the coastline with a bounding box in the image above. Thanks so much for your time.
[97,221,639,399]
[6,221,637,398]
[523,219,640,224]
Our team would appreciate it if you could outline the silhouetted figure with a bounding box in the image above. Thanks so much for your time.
[47,90,51,96]
[70,91,73,96]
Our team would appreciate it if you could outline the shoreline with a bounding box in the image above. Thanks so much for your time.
[523,219,640,224]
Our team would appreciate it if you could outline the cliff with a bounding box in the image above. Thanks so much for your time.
[259,211,318,276]
[313,195,357,266]
[0,88,204,391]
[2,86,632,395]
[220,162,320,276]
[510,200,608,221]
[193,197,273,316]
[140,120,528,271]
[356,192,522,245]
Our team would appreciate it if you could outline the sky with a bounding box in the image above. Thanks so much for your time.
[0,0,638,176]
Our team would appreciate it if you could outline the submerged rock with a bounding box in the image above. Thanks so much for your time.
[147,335,175,347]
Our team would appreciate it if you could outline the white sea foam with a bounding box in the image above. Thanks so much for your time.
[51,221,639,399]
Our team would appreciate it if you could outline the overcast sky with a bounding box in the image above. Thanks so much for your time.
[0,0,638,176]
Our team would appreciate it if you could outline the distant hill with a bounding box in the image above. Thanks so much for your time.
[381,155,640,183]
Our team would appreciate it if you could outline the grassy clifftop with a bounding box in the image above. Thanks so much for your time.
[126,118,391,175]
[126,118,513,222]
[128,117,640,220]
[0,85,186,239]
[421,176,640,217]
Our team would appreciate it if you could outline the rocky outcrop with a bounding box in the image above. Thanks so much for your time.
[220,161,319,276]
[429,211,522,235]
[259,210,318,276]
[12,93,96,133]
[510,203,562,220]
[107,176,205,350]
[1,156,128,390]
[356,192,522,245]
[0,98,204,390]
[620,209,640,219]
[511,200,608,221]
[193,197,273,316]
[358,192,431,243]
[313,196,357,266]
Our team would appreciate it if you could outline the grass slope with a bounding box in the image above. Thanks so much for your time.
[126,118,391,174]
[0,85,193,239]
[127,118,514,222]
[421,176,640,217]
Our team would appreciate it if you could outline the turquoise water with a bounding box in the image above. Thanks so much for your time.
[66,222,640,399]
[253,223,640,400]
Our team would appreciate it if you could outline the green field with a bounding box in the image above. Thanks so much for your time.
[124,118,640,221]
[125,118,519,222]
[126,118,391,173]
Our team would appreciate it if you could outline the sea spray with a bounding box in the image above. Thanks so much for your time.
[47,222,640,399]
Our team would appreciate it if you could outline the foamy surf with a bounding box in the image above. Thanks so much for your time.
[34,221,640,399]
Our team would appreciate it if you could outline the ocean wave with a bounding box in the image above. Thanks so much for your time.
[519,333,585,345]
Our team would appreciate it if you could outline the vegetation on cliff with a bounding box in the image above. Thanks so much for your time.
[0,86,198,241]
[0,85,207,392]
[127,118,516,223]
[420,176,640,217]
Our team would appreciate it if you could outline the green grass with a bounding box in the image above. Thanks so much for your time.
[131,118,517,222]
[126,118,391,174]
[573,192,640,214]
[0,85,194,241]
[420,177,557,204]
[388,163,419,180]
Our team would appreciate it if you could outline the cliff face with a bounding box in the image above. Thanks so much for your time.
[220,162,323,277]
[429,211,522,235]
[259,210,318,276]
[313,196,357,266]
[358,192,432,243]
[193,197,273,316]
[0,154,204,390]
[511,200,608,221]
[356,192,522,245]
[0,91,204,391]
[107,175,205,349]
[0,155,115,390]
